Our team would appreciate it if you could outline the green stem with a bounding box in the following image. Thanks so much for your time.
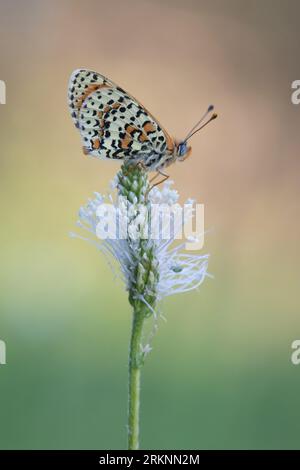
[127,303,145,450]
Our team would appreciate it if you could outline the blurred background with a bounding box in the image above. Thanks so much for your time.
[0,0,300,450]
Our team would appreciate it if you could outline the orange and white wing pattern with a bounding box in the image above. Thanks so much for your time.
[68,69,175,170]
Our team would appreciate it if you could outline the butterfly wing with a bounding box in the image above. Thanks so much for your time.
[68,69,175,167]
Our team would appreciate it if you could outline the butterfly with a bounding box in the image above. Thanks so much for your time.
[68,69,217,186]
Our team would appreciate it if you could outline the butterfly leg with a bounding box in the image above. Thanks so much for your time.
[122,161,146,177]
[145,169,170,200]
[151,169,169,190]
[135,161,147,171]
[149,172,160,184]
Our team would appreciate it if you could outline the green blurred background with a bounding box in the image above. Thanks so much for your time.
[0,0,300,449]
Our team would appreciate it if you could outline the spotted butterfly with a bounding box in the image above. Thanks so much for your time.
[68,69,217,182]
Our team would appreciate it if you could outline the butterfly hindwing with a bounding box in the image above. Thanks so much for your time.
[68,69,175,166]
[68,69,114,128]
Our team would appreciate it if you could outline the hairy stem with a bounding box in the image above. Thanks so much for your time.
[127,303,146,450]
[118,164,157,449]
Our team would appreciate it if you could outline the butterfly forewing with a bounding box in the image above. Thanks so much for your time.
[68,69,175,168]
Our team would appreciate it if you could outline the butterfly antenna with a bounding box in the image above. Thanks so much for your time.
[183,105,216,142]
[185,111,218,142]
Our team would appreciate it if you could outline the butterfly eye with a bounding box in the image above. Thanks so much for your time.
[178,142,187,156]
